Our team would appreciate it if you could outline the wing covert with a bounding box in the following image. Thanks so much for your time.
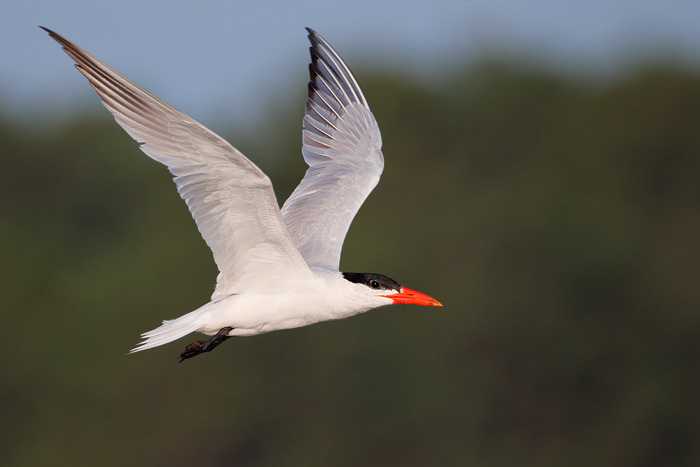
[281,28,384,271]
[42,27,311,296]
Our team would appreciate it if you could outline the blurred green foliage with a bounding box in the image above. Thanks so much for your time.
[1,61,699,466]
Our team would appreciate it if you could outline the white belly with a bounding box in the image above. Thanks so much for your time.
[195,276,377,336]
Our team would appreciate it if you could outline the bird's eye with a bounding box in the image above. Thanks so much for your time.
[370,280,380,289]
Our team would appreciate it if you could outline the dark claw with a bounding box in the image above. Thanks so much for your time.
[178,327,234,363]
[178,341,206,362]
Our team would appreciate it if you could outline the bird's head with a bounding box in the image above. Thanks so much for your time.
[342,272,442,307]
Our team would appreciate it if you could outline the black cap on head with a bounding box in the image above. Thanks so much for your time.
[342,272,402,292]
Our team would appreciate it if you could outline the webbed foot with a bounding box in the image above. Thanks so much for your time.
[178,327,234,362]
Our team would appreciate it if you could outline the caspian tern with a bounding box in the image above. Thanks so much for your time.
[43,27,442,362]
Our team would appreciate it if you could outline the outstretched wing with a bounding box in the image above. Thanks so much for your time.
[42,27,311,296]
[281,28,384,271]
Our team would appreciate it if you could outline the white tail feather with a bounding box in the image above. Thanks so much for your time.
[129,307,210,353]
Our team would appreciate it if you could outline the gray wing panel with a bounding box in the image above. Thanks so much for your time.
[281,29,384,271]
[43,28,311,295]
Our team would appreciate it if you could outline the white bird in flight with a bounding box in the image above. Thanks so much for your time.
[43,26,442,362]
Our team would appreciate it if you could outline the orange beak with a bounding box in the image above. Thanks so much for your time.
[382,287,442,307]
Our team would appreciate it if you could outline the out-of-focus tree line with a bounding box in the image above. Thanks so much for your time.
[1,61,698,466]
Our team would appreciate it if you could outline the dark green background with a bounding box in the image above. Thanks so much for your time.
[1,60,698,466]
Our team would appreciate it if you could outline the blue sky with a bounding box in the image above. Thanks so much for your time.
[3,1,700,128]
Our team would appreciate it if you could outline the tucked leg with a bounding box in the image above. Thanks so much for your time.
[178,327,234,362]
